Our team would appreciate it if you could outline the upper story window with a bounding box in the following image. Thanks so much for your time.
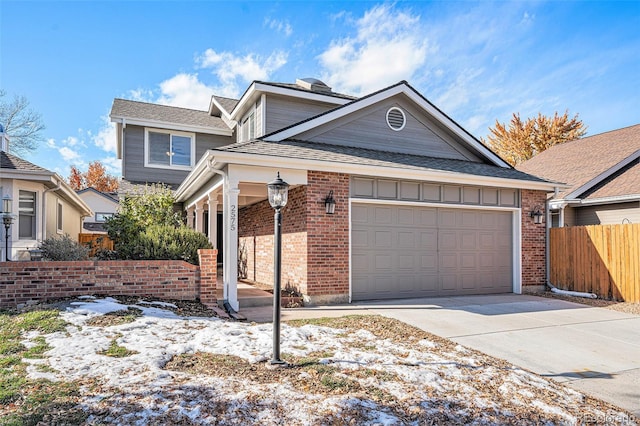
[19,190,36,240]
[240,111,255,142]
[145,128,195,170]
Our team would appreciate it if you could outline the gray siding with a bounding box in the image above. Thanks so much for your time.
[296,96,482,161]
[122,125,233,186]
[575,202,640,226]
[264,95,338,134]
[351,177,519,208]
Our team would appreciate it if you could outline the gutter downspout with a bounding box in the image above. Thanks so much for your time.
[42,179,62,241]
[545,187,597,299]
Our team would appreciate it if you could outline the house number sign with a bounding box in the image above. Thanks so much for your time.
[230,205,237,231]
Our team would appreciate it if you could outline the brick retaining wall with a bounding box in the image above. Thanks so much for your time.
[0,249,218,309]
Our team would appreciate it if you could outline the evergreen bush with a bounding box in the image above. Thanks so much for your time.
[39,234,90,261]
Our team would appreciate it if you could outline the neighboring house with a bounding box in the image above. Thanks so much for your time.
[76,187,119,233]
[518,124,640,227]
[111,78,558,310]
[0,150,93,261]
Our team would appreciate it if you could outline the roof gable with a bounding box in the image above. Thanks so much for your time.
[263,81,509,168]
[517,123,640,199]
[290,93,483,162]
[1,151,51,173]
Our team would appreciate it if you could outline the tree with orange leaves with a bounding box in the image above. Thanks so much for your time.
[67,161,119,192]
[485,111,587,166]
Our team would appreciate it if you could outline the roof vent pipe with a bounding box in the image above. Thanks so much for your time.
[296,78,332,94]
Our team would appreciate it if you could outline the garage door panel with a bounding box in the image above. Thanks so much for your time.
[374,207,392,224]
[374,231,392,248]
[374,254,392,270]
[352,229,369,247]
[352,203,513,301]
[397,208,415,225]
[419,230,438,250]
[397,231,415,249]
[419,209,438,227]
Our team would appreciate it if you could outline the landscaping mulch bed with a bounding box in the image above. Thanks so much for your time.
[537,290,640,315]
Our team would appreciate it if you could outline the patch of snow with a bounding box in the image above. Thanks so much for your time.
[138,300,178,308]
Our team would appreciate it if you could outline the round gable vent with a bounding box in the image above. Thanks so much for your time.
[386,107,406,131]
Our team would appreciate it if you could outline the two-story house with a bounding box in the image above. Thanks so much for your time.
[111,78,559,311]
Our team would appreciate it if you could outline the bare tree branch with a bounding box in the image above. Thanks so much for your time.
[0,90,46,156]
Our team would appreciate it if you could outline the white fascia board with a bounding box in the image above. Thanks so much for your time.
[230,82,350,120]
[579,194,640,206]
[174,151,216,201]
[110,116,232,136]
[2,170,54,181]
[211,151,559,191]
[208,97,232,121]
[564,150,640,200]
[53,175,93,216]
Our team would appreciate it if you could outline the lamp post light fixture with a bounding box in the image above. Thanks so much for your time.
[267,172,289,365]
[324,190,336,214]
[2,194,14,262]
[529,205,544,225]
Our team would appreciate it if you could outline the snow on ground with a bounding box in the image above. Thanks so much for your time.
[21,297,636,425]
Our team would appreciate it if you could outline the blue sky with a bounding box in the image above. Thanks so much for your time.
[1,1,638,178]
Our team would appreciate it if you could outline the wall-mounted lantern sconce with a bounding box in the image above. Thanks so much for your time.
[324,190,336,215]
[529,205,544,224]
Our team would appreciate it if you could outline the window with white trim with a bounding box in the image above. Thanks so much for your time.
[95,212,114,222]
[145,129,195,169]
[18,190,36,240]
[56,199,63,233]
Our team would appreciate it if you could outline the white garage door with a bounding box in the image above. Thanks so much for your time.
[351,203,513,301]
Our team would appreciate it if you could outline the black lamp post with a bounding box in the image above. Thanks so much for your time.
[3,195,14,262]
[267,172,289,365]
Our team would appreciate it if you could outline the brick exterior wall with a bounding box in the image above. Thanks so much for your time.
[305,171,350,302]
[238,171,350,303]
[521,189,547,289]
[0,249,218,309]
[239,185,308,293]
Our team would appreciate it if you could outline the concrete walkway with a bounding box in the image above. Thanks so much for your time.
[241,294,640,416]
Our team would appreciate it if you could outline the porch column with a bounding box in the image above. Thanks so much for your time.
[208,195,218,248]
[195,203,204,233]
[223,184,240,311]
[186,206,195,229]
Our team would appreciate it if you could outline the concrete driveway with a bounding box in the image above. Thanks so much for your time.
[242,293,640,415]
[359,294,640,417]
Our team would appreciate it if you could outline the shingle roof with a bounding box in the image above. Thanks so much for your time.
[110,99,230,130]
[1,151,51,173]
[258,81,357,101]
[216,139,548,183]
[517,124,640,199]
[212,95,239,114]
[583,160,640,200]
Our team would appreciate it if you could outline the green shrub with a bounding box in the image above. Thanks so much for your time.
[39,234,89,261]
[135,225,212,265]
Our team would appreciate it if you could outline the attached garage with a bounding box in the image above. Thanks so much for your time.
[351,202,514,301]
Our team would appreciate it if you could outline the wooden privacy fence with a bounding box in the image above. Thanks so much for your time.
[550,224,640,302]
[79,233,114,257]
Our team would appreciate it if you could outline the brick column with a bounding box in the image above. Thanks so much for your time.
[521,189,547,291]
[198,248,219,307]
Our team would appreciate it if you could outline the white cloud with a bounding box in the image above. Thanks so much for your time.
[155,73,215,110]
[92,115,118,155]
[58,146,82,163]
[100,156,122,175]
[265,18,293,37]
[318,4,433,95]
[197,49,288,98]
